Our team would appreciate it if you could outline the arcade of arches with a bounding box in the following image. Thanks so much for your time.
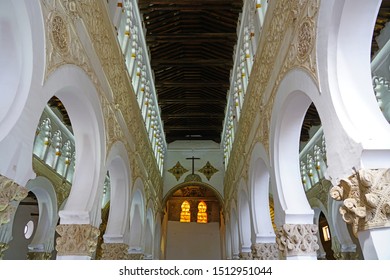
[2,0,390,260]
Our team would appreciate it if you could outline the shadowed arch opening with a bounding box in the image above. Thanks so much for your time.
[238,187,251,253]
[128,185,145,252]
[103,142,131,243]
[249,145,276,244]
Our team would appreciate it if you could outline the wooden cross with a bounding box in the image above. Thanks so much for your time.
[186,156,200,174]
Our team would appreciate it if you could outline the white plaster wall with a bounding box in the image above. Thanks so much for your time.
[165,221,221,260]
[163,140,224,198]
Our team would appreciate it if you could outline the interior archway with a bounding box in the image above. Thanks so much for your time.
[163,181,223,260]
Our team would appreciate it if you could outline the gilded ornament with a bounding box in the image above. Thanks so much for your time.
[168,162,189,181]
[198,161,219,181]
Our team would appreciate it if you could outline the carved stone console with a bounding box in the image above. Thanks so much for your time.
[276,224,319,257]
[56,224,100,257]
[251,243,279,260]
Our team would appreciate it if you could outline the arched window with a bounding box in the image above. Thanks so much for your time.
[180,200,191,223]
[197,201,207,223]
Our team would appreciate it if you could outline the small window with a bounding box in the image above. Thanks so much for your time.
[197,201,207,224]
[24,220,34,239]
[180,200,191,223]
[322,225,331,242]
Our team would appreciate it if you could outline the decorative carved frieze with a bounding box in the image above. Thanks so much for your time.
[56,224,100,257]
[101,243,129,260]
[27,252,52,260]
[251,243,279,260]
[276,224,319,257]
[0,243,9,260]
[330,168,390,236]
[0,174,28,226]
[239,252,252,260]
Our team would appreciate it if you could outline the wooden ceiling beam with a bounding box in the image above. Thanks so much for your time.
[156,81,229,88]
[159,99,225,105]
[164,125,223,131]
[151,58,233,67]
[146,33,237,43]
[162,113,224,119]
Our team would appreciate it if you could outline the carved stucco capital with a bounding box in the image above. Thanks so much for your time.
[239,252,252,260]
[128,253,145,260]
[101,243,129,260]
[56,224,100,257]
[333,251,360,260]
[27,251,52,260]
[276,224,319,257]
[251,243,279,260]
[330,168,390,236]
[0,174,28,226]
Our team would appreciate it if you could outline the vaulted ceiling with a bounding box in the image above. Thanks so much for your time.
[138,0,243,143]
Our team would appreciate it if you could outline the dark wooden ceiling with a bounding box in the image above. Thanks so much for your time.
[138,0,243,143]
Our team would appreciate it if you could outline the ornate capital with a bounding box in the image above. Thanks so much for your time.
[333,251,359,260]
[0,174,28,226]
[239,252,252,260]
[56,224,100,257]
[101,243,129,260]
[0,242,9,260]
[128,253,144,260]
[251,243,279,260]
[330,168,390,236]
[27,251,52,260]
[276,224,319,257]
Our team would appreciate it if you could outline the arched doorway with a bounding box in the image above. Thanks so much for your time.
[162,182,223,259]
[318,211,335,260]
